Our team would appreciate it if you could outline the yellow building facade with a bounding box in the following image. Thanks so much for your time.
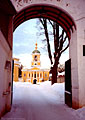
[22,43,49,84]
[13,58,20,82]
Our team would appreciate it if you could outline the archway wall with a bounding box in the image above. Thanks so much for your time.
[0,30,12,116]
[0,0,16,117]
[11,0,85,108]
[69,18,85,108]
[11,0,84,23]
[76,19,85,107]
[13,4,76,40]
[69,28,80,109]
[0,1,85,117]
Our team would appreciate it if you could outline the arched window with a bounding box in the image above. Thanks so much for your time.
[29,73,30,78]
[37,73,39,77]
[24,73,26,77]
[34,55,37,61]
[45,73,47,77]
[32,73,33,77]
[40,73,42,78]
[34,72,36,78]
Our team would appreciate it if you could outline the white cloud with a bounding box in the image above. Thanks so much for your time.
[13,53,32,68]
[59,52,69,64]
[40,55,51,69]
[14,43,29,47]
[13,53,51,69]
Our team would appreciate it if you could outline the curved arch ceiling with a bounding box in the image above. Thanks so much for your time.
[13,4,76,39]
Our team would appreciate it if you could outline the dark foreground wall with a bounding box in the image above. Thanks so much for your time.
[0,0,16,118]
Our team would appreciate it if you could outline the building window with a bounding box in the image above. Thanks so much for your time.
[32,73,33,77]
[40,73,42,77]
[24,73,26,77]
[29,73,30,78]
[34,72,36,78]
[34,55,37,61]
[37,73,39,77]
[45,73,47,77]
[83,45,85,56]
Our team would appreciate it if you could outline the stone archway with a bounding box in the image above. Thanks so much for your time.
[0,0,85,117]
[13,5,76,109]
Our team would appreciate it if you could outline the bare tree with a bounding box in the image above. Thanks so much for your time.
[37,18,69,84]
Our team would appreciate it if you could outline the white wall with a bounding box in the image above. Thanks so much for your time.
[0,31,12,117]
[77,19,85,107]
[69,29,79,108]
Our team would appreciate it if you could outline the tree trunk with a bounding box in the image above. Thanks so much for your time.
[51,64,58,85]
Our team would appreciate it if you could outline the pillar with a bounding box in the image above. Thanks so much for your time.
[76,19,85,108]
[69,18,85,108]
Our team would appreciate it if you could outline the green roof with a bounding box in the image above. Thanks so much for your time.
[32,50,40,53]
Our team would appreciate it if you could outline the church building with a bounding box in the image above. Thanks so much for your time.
[22,42,49,84]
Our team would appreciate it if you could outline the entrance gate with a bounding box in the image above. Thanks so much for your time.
[65,59,72,107]
[33,79,37,84]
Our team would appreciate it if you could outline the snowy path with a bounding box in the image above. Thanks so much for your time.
[1,82,85,120]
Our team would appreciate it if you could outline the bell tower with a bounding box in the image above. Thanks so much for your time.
[31,42,41,67]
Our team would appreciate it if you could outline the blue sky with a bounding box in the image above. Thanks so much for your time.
[13,18,69,68]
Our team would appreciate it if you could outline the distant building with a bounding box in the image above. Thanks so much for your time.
[22,42,49,84]
[13,58,20,82]
[13,42,49,84]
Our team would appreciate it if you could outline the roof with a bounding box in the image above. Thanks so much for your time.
[31,67,40,70]
[32,49,40,53]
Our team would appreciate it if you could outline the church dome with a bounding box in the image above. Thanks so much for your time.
[32,49,40,53]
[32,42,40,54]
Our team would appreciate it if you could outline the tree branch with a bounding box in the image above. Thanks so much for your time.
[39,18,44,26]
[54,23,59,54]
[63,35,68,44]
[59,29,64,51]
[60,43,69,54]
[40,18,53,64]
[48,19,54,28]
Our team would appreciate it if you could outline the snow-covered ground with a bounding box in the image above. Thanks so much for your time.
[1,81,85,120]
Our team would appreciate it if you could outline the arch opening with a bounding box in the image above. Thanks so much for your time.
[13,4,76,40]
[13,4,77,108]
